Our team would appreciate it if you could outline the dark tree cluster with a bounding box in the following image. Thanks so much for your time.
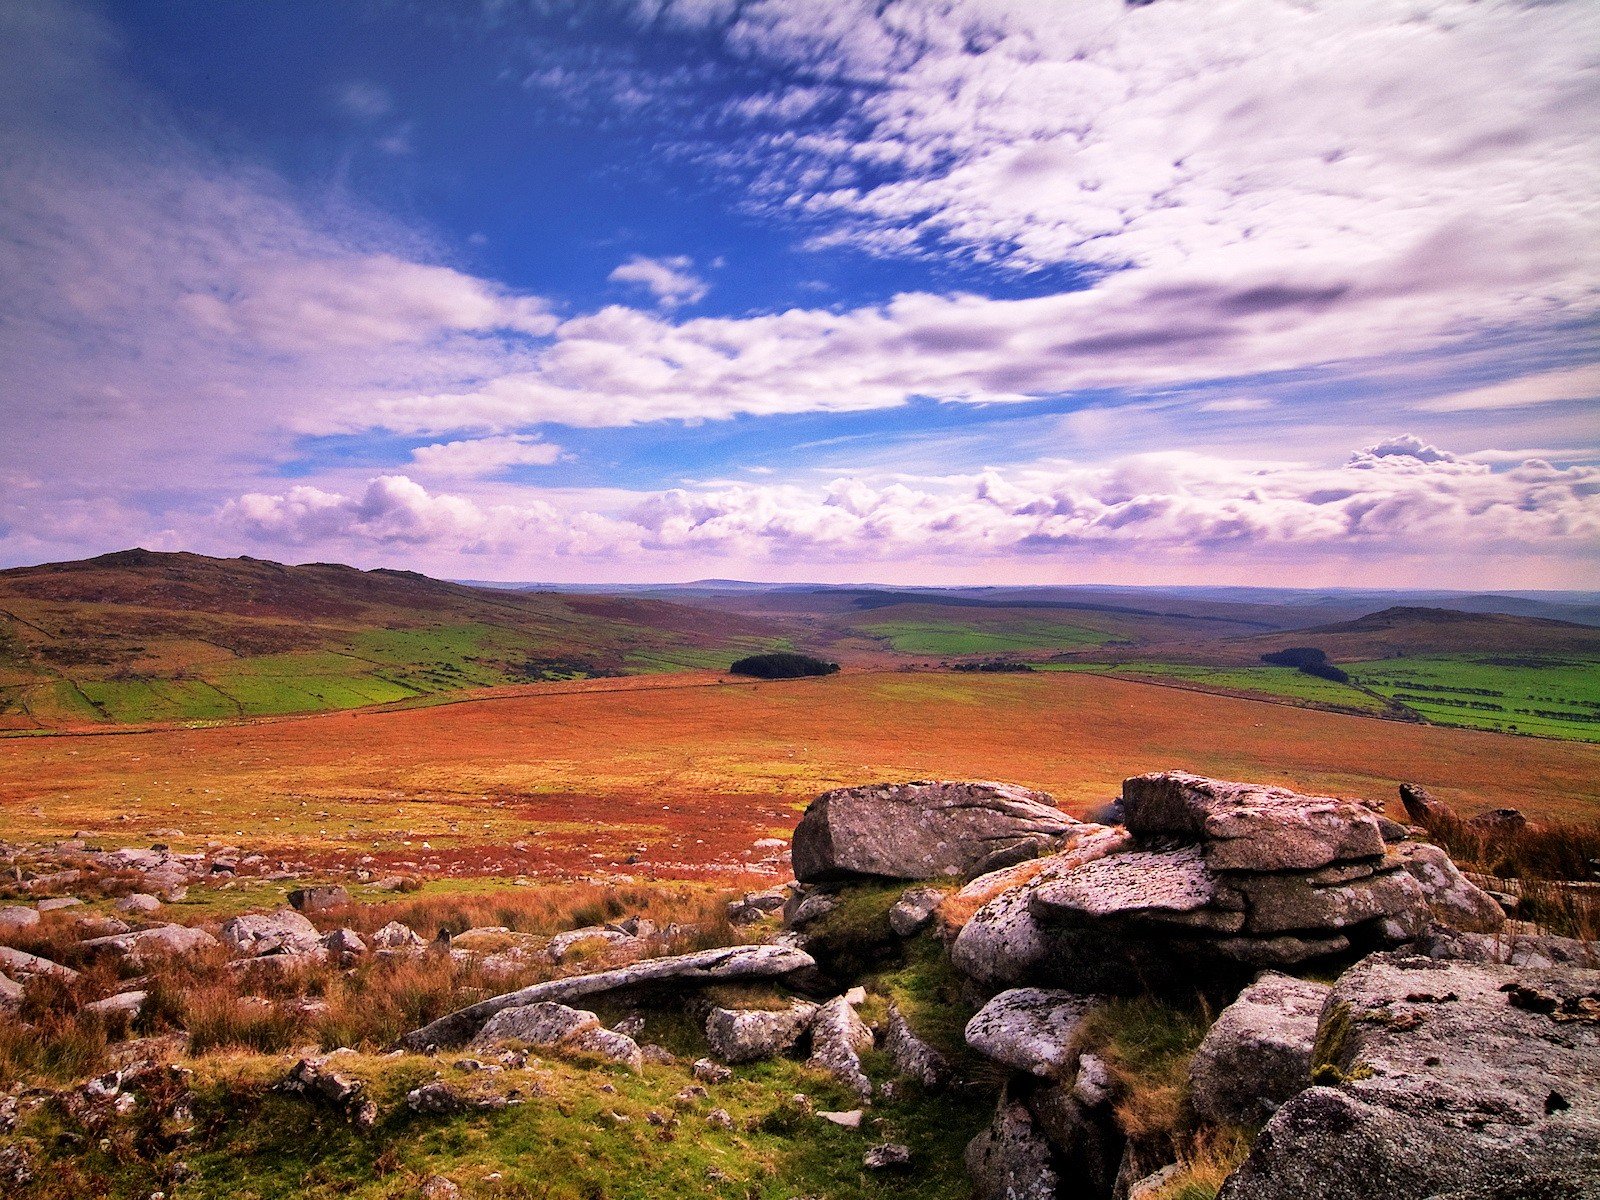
[728,652,841,679]
[1260,646,1351,683]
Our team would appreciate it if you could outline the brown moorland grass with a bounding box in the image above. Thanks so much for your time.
[1,670,1596,872]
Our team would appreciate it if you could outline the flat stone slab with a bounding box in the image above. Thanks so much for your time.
[792,780,1077,883]
[965,988,1100,1077]
[1123,772,1385,872]
[402,943,817,1049]
[1028,846,1218,923]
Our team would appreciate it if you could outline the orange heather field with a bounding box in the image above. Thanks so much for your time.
[3,668,1596,879]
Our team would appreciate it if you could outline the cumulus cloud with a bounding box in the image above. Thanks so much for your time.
[607,255,709,307]
[410,435,563,476]
[216,444,1600,564]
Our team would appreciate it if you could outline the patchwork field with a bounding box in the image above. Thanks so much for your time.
[3,670,1596,877]
[1347,654,1600,740]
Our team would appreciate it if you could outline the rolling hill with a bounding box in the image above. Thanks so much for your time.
[0,550,791,728]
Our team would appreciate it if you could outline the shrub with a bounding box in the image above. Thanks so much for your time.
[727,652,840,680]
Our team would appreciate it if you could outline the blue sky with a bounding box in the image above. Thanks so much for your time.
[1,0,1597,585]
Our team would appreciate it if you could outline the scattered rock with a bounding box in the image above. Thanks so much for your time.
[0,945,79,981]
[884,1003,951,1089]
[864,1143,911,1170]
[965,988,1099,1078]
[220,909,321,957]
[966,1089,1059,1200]
[85,990,148,1024]
[782,889,839,928]
[406,1082,468,1115]
[0,906,41,931]
[727,887,787,924]
[1127,1164,1183,1199]
[792,780,1077,883]
[288,886,350,913]
[279,1058,368,1122]
[888,886,946,937]
[81,923,217,965]
[1398,782,1452,828]
[371,921,426,951]
[807,995,874,1100]
[35,897,82,912]
[1189,971,1329,1126]
[322,928,367,957]
[0,974,22,1011]
[113,893,161,915]
[706,1108,733,1129]
[418,1176,460,1200]
[471,1001,643,1070]
[705,1002,818,1063]
[818,1109,863,1128]
[692,1058,733,1084]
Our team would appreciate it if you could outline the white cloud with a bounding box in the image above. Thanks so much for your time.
[216,442,1600,565]
[410,435,563,476]
[607,254,709,307]
[1415,363,1600,413]
[335,81,393,120]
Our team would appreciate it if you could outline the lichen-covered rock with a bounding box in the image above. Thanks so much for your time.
[792,780,1076,883]
[371,921,426,951]
[220,909,321,957]
[1028,845,1235,931]
[0,906,40,931]
[704,1002,817,1063]
[807,995,874,1100]
[1390,842,1504,933]
[288,885,350,913]
[965,988,1099,1078]
[471,1001,642,1069]
[1123,772,1386,872]
[1218,953,1600,1199]
[80,923,217,965]
[884,1003,951,1089]
[887,886,946,937]
[966,1090,1060,1200]
[1230,866,1425,936]
[1189,971,1329,1126]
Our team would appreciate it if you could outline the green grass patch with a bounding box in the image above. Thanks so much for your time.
[1039,662,1389,712]
[1348,654,1600,741]
[859,617,1111,655]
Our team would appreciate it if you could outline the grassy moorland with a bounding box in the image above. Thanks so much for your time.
[0,551,789,728]
[2,669,1596,870]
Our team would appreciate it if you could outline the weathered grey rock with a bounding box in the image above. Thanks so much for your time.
[103,923,217,960]
[1391,842,1504,933]
[864,1143,912,1170]
[114,893,161,914]
[0,905,40,931]
[35,897,82,912]
[569,1026,644,1071]
[792,780,1076,883]
[0,972,22,1010]
[1232,866,1426,936]
[418,1176,460,1200]
[819,1108,863,1128]
[950,826,1133,987]
[1218,953,1600,1199]
[322,928,367,957]
[1189,971,1329,1126]
[1027,1082,1122,1197]
[692,1058,732,1084]
[1124,772,1386,871]
[727,887,787,924]
[966,1090,1060,1200]
[1127,1164,1183,1199]
[704,1002,817,1063]
[887,886,945,937]
[403,943,818,1050]
[371,921,425,951]
[85,990,147,1023]
[965,988,1099,1078]
[473,1000,600,1048]
[1416,924,1598,969]
[1030,845,1241,931]
[288,885,350,913]
[546,926,639,963]
[782,890,838,928]
[75,915,129,938]
[220,909,321,957]
[1204,931,1352,967]
[0,945,79,981]
[808,995,874,1100]
[1072,1053,1113,1109]
[884,1003,951,1089]
[406,1081,468,1115]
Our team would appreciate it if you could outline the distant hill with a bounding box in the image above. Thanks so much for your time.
[0,550,787,727]
[1237,606,1600,662]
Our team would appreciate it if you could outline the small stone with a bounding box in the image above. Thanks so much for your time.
[114,893,161,915]
[706,1108,734,1129]
[692,1058,733,1084]
[418,1175,460,1200]
[819,1109,863,1128]
[864,1143,912,1170]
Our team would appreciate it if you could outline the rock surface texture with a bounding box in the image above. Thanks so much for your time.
[1188,971,1329,1125]
[1219,953,1600,1199]
[791,780,1076,883]
[965,988,1099,1078]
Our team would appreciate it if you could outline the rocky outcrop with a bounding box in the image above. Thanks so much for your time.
[884,1003,951,1089]
[704,1002,817,1063]
[965,988,1099,1078]
[791,780,1076,883]
[966,1089,1060,1200]
[220,910,321,957]
[402,943,818,1049]
[1188,972,1329,1126]
[956,774,1435,986]
[1219,953,1600,1199]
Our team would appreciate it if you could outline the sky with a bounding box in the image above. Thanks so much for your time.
[0,0,1596,587]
